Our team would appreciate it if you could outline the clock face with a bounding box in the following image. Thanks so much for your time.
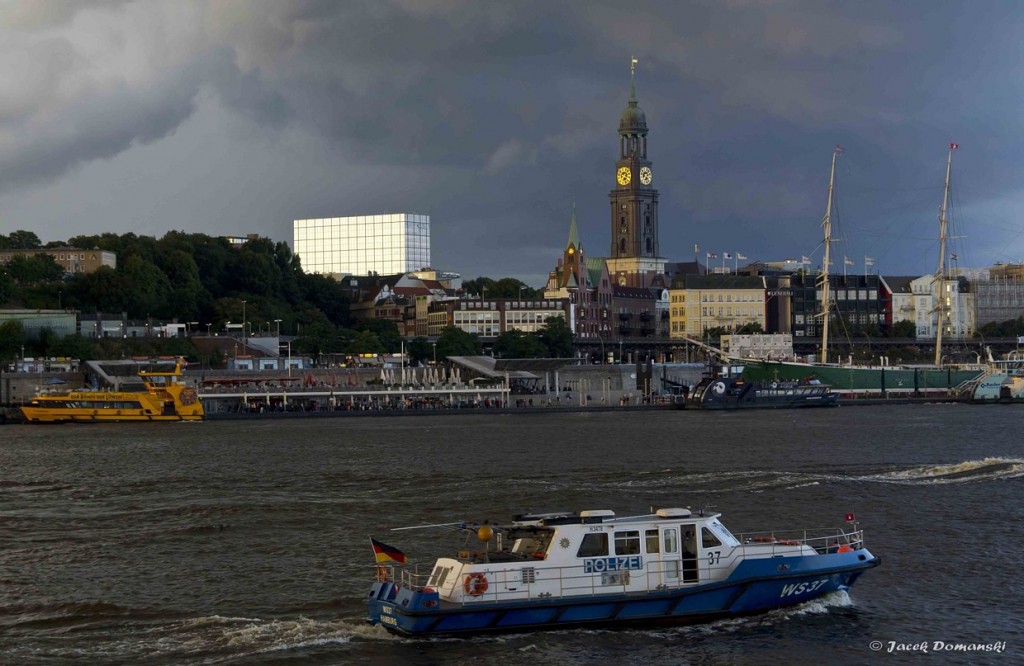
[640,166,653,185]
[616,166,631,186]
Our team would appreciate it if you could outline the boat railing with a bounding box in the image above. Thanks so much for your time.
[735,527,864,553]
[378,527,866,604]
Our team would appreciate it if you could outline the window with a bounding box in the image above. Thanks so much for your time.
[614,530,641,555]
[577,533,608,557]
[701,527,722,548]
[645,529,660,554]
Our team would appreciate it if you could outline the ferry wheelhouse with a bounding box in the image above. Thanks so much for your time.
[19,359,204,423]
[367,507,879,636]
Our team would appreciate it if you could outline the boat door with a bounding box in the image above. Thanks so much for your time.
[681,526,699,583]
[658,527,680,585]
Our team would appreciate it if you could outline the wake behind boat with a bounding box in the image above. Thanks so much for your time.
[366,506,879,637]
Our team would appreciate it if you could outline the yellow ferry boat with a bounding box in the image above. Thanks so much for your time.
[20,359,204,423]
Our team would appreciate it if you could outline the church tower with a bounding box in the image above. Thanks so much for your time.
[605,58,666,287]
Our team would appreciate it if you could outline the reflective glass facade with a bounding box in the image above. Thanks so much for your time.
[293,214,431,276]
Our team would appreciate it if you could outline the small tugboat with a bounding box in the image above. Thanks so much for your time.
[688,363,838,409]
[19,358,204,423]
[366,507,879,637]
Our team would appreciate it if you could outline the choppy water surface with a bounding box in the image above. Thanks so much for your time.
[1,406,1022,664]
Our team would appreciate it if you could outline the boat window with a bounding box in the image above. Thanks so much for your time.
[428,565,451,588]
[663,529,679,554]
[701,527,722,548]
[645,529,660,554]
[577,533,608,558]
[614,530,641,555]
[711,519,738,544]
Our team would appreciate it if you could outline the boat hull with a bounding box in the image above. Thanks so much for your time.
[367,549,879,637]
[742,360,983,395]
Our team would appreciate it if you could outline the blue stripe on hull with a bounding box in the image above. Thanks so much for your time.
[367,551,880,637]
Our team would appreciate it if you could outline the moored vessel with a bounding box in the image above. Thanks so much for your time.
[742,145,984,395]
[366,506,879,637]
[19,358,204,423]
[688,363,838,409]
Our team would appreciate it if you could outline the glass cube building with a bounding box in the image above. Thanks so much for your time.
[293,213,431,276]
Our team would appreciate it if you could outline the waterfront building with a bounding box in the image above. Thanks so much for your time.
[880,275,918,330]
[544,206,614,340]
[427,298,571,338]
[0,247,116,275]
[973,263,1024,328]
[0,309,77,339]
[293,213,430,277]
[911,274,974,340]
[774,273,884,338]
[669,275,767,338]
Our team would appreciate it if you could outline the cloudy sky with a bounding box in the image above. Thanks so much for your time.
[2,0,1023,286]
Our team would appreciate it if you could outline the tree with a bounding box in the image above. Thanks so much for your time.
[5,230,42,249]
[435,326,481,359]
[356,318,402,352]
[349,330,385,354]
[5,254,64,284]
[890,319,916,338]
[0,320,26,361]
[407,336,433,364]
[735,321,764,335]
[494,330,548,358]
[537,316,574,357]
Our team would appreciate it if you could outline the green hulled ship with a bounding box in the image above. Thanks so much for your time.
[741,360,984,395]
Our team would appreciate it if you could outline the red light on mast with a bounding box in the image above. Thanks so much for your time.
[844,513,856,522]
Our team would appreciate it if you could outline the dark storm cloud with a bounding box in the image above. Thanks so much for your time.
[2,0,1023,282]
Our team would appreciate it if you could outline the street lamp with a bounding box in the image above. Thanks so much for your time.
[519,285,527,300]
[241,299,247,345]
[274,319,281,338]
[265,321,270,337]
[206,323,212,337]
[432,342,437,364]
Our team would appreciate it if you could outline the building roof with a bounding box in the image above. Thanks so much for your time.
[681,275,765,290]
[881,275,918,293]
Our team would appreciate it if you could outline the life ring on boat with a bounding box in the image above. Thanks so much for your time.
[532,551,546,560]
[770,381,778,389]
[836,545,853,553]
[463,572,489,596]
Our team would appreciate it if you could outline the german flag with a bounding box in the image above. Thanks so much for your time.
[370,537,407,564]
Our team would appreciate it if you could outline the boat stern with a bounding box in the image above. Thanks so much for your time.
[366,580,442,635]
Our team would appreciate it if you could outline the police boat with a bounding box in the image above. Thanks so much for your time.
[366,507,880,637]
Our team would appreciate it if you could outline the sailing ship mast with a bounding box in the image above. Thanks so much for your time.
[933,145,954,366]
[819,146,840,365]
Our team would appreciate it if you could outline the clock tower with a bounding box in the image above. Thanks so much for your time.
[606,58,665,287]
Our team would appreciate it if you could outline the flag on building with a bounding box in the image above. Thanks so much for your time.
[950,253,958,261]
[723,252,733,259]
[835,144,844,154]
[949,142,959,150]
[737,253,748,260]
[865,257,875,266]
[844,257,855,265]
[370,537,407,564]
[694,243,699,254]
[801,255,811,263]
[706,252,718,259]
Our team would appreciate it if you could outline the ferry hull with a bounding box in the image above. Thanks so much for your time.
[19,408,203,423]
[367,549,879,637]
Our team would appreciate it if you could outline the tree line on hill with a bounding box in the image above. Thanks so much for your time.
[0,230,570,365]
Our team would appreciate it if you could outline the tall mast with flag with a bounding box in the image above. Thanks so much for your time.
[819,145,841,365]
[934,143,956,366]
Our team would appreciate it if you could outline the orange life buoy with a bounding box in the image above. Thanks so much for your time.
[463,572,488,596]
[836,545,853,553]
[532,551,546,560]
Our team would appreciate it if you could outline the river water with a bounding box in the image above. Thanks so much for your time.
[1,406,1021,665]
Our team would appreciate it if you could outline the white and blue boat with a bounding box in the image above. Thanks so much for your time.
[366,507,880,636]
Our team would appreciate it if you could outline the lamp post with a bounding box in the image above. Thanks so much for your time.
[274,319,281,338]
[519,285,527,300]
[241,299,247,345]
[432,342,437,364]
[206,323,211,337]
[265,321,270,337]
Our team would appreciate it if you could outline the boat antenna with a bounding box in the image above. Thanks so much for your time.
[819,145,841,365]
[934,144,955,366]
